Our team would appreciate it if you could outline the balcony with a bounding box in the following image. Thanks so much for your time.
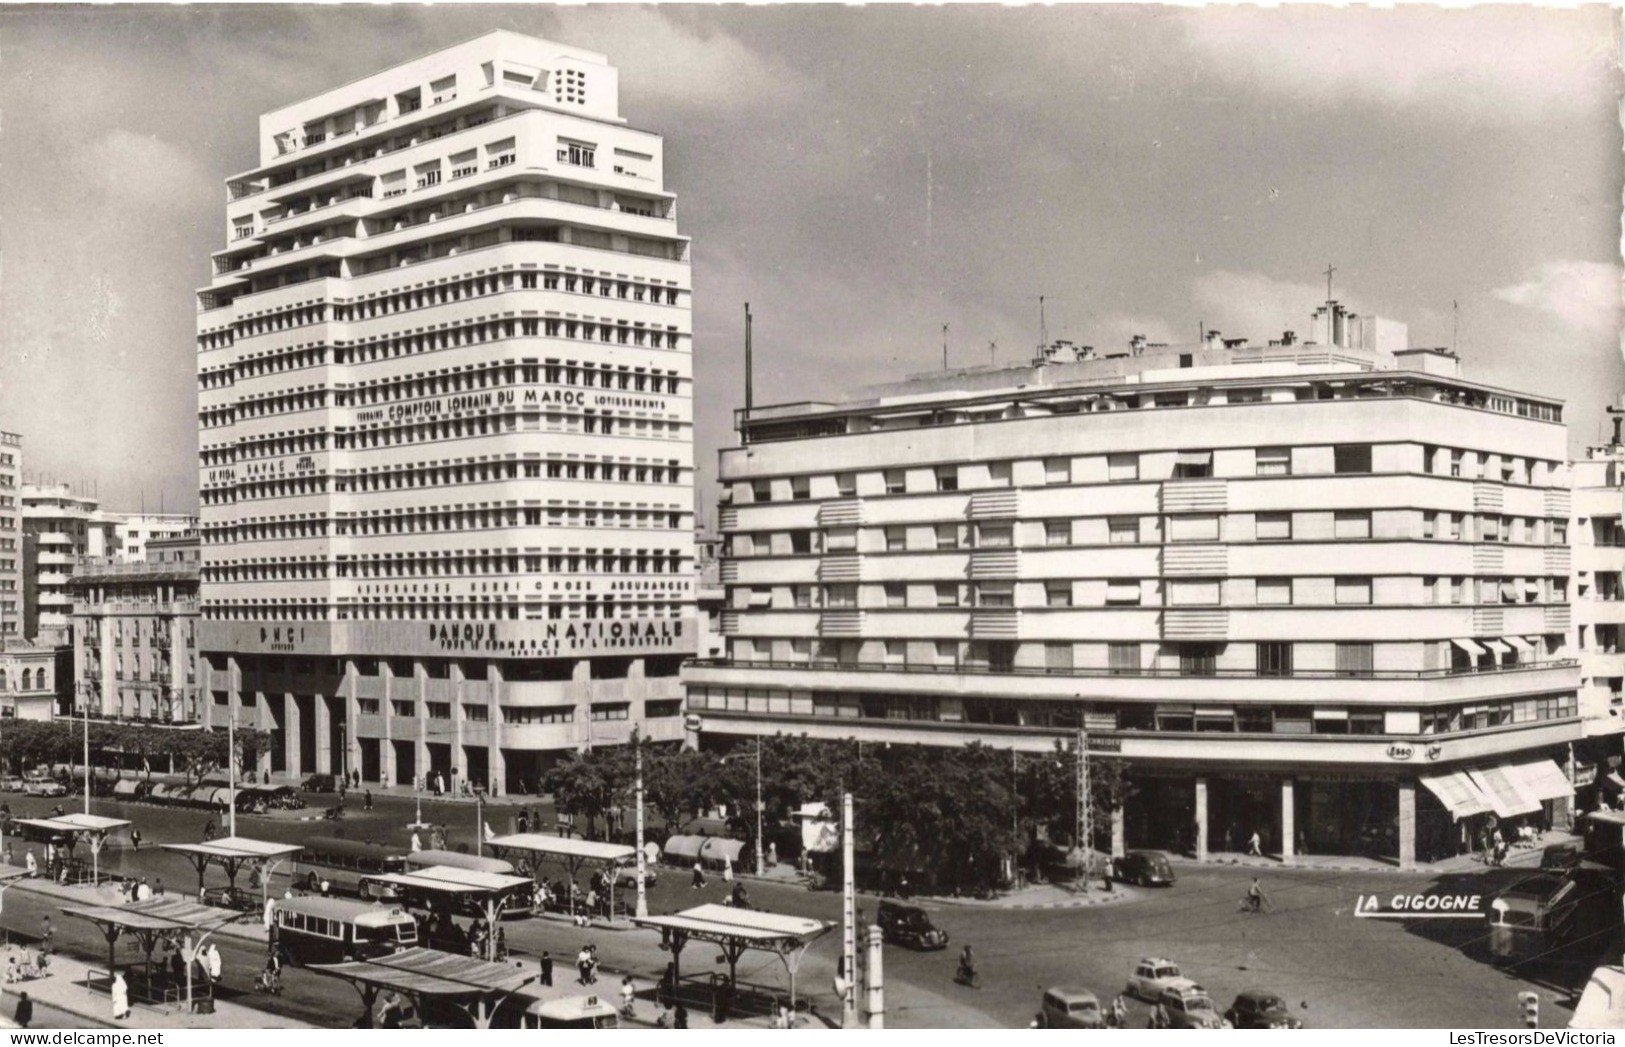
[1160,479,1227,514]
[968,548,1020,579]
[1161,544,1227,577]
[968,608,1020,638]
[967,490,1020,520]
[818,609,864,636]
[1162,608,1229,641]
[817,554,862,582]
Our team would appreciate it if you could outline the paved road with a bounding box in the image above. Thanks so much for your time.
[0,791,1613,1028]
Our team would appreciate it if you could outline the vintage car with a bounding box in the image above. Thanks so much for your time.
[1113,850,1177,887]
[1224,990,1304,1029]
[876,901,949,950]
[1158,983,1224,1029]
[1126,957,1191,1002]
[1036,986,1105,1029]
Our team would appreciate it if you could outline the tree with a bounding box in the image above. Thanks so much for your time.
[643,746,722,832]
[1016,740,1128,853]
[547,744,635,840]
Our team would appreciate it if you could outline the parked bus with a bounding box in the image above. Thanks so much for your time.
[296,836,409,898]
[1488,869,1595,959]
[272,896,417,966]
[401,851,535,916]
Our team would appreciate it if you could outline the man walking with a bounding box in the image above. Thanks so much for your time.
[539,951,553,987]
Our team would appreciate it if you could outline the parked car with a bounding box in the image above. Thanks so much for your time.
[612,863,657,890]
[23,776,67,798]
[1113,850,1177,887]
[201,885,260,913]
[1158,984,1223,1029]
[301,773,338,793]
[876,901,949,950]
[0,775,24,793]
[1126,957,1191,1002]
[1224,990,1304,1030]
[1037,986,1105,1029]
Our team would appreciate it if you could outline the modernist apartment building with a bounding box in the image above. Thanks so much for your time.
[68,534,202,725]
[0,433,19,641]
[687,303,1582,867]
[195,31,695,792]
[20,483,116,644]
[1571,398,1625,794]
[113,514,200,563]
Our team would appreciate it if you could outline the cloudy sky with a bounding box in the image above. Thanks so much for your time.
[1,5,1621,514]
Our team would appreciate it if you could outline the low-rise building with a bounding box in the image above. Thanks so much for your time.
[0,639,69,720]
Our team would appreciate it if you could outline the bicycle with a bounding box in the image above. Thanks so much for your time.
[954,962,981,989]
[1237,895,1274,915]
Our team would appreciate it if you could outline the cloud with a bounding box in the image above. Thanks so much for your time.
[74,130,215,213]
[1492,260,1622,336]
[1191,270,1353,343]
[1181,8,1620,121]
[553,8,806,111]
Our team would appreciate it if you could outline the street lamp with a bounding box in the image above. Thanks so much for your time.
[755,736,765,876]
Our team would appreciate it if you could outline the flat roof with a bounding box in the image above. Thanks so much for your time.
[309,947,536,997]
[61,896,246,933]
[14,815,130,836]
[633,903,831,944]
[163,837,303,861]
[368,866,532,894]
[487,834,634,862]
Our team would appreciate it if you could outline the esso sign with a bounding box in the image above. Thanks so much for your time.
[684,714,703,733]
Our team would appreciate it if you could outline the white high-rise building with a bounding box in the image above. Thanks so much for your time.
[196,31,695,791]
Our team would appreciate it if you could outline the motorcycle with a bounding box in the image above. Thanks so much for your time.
[323,804,346,821]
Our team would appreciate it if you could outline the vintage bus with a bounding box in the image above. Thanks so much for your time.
[272,896,417,966]
[296,836,409,898]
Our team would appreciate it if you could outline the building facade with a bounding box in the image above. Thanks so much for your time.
[196,31,695,792]
[1570,398,1625,797]
[0,433,19,642]
[0,640,68,721]
[20,483,116,644]
[111,513,200,564]
[68,534,202,725]
[687,304,1581,868]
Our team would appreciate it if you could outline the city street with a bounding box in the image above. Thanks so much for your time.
[0,789,1612,1028]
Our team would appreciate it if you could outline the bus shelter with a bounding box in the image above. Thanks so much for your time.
[162,837,303,903]
[363,866,533,960]
[485,833,634,916]
[308,946,537,1028]
[12,814,131,885]
[632,903,832,1015]
[59,896,245,1013]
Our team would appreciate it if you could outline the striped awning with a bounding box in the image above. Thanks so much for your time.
[1467,766,1543,818]
[1452,638,1486,657]
[1419,772,1494,820]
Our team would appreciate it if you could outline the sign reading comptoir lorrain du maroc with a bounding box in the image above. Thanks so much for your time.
[200,618,692,659]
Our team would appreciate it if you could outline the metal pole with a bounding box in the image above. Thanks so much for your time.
[1077,728,1091,890]
[635,732,648,919]
[227,701,236,838]
[866,923,884,1029]
[475,792,483,859]
[842,791,857,1029]
[83,685,91,816]
[755,738,765,876]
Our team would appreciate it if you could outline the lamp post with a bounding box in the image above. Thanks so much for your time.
[635,729,648,919]
[754,736,765,876]
[226,700,236,838]
[475,789,484,859]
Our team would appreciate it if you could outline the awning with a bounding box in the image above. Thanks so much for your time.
[662,835,704,861]
[698,838,746,866]
[1175,451,1212,466]
[1194,707,1235,718]
[1500,583,1519,601]
[1603,772,1625,793]
[1312,709,1349,720]
[112,780,142,797]
[1482,639,1512,656]
[1510,760,1574,803]
[1525,581,1542,594]
[1467,766,1544,818]
[1452,638,1487,657]
[1419,772,1494,820]
[1504,637,1534,653]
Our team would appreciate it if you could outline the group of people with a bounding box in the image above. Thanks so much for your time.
[575,943,601,985]
[120,876,164,903]
[2,944,49,983]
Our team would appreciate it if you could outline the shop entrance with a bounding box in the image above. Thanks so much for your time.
[1124,775,1196,854]
[1298,779,1398,858]
[1207,778,1279,855]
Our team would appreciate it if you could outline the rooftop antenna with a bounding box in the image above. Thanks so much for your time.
[1452,299,1460,355]
[1324,263,1337,303]
[941,323,950,371]
[744,303,753,417]
[1038,296,1049,355]
[988,340,998,368]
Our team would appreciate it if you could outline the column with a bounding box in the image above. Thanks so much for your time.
[1110,806,1126,859]
[1194,777,1209,861]
[1280,779,1296,865]
[314,692,333,774]
[1398,781,1416,870]
[380,669,396,786]
[284,692,301,776]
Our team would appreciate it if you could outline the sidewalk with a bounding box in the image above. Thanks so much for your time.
[0,866,272,949]
[1174,834,1568,876]
[0,946,313,1030]
[933,881,1144,911]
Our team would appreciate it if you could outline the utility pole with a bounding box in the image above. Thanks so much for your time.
[841,791,858,1029]
[82,682,91,816]
[226,700,236,837]
[1076,728,1091,890]
[941,324,950,371]
[635,730,648,918]
[475,790,484,858]
[754,737,765,876]
[866,922,885,1028]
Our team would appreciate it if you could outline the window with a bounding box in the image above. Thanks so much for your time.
[1179,644,1218,677]
[1335,642,1374,678]
[1423,512,1437,539]
[1257,642,1294,677]
[1450,450,1464,477]
[1451,577,1465,604]
[935,524,960,550]
[1257,578,1292,605]
[935,467,959,492]
[751,480,771,503]
[1168,580,1220,606]
[884,470,905,495]
[1335,577,1373,604]
[1334,445,1372,474]
[791,477,810,500]
[1255,513,1291,540]
[1422,576,1438,604]
[935,583,960,607]
[1172,451,1213,479]
[789,531,814,554]
[824,584,858,608]
[1169,514,1219,542]
[1256,447,1291,476]
[1045,583,1073,608]
[1045,521,1070,547]
[825,527,857,551]
[792,586,815,609]
[1105,580,1141,606]
[1044,458,1071,484]
[977,524,1013,548]
[1108,518,1139,544]
[1107,453,1139,482]
[1334,511,1371,539]
[1108,643,1141,676]
[976,583,1014,608]
[1481,515,1500,542]
[885,526,907,551]
[1553,520,1568,544]
[988,461,1012,487]
[1448,513,1463,540]
[1044,643,1074,670]
[884,583,906,608]
[836,472,856,497]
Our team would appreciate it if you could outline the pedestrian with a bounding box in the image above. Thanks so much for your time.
[674,1004,689,1029]
[40,917,52,955]
[1248,830,1262,857]
[768,841,778,868]
[691,860,706,889]
[206,943,222,983]
[518,811,529,834]
[540,951,553,987]
[111,969,129,1021]
[588,944,600,985]
[130,827,142,850]
[723,856,733,883]
[576,945,592,986]
[14,991,31,1029]
[320,876,331,896]
[773,999,790,1029]
[136,878,152,902]
[364,789,372,811]
[586,887,598,917]
[154,878,165,898]
[411,831,422,852]
[24,850,35,878]
[168,948,183,985]
[264,897,275,931]
[353,769,361,789]
[620,975,636,1018]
